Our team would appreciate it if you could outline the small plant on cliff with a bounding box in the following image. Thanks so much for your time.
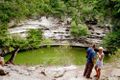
[70,20,89,37]
[26,29,43,49]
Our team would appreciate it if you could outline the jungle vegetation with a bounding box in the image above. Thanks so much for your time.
[0,0,120,64]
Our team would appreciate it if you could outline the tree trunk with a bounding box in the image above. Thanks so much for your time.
[6,47,20,64]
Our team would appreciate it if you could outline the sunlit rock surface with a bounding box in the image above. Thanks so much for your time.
[0,62,120,80]
[8,16,110,47]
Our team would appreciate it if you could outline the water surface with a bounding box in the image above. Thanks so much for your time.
[5,46,112,66]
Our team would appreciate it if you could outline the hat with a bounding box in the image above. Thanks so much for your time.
[98,47,103,50]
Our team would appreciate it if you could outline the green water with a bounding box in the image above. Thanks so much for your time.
[5,46,86,66]
[4,46,114,66]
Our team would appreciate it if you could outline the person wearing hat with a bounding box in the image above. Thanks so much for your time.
[94,47,104,80]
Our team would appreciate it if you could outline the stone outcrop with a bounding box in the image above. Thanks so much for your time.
[0,66,9,76]
[8,16,110,47]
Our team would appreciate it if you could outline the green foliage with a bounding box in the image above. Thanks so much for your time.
[70,21,78,37]
[50,0,67,17]
[94,0,120,23]
[10,35,27,48]
[0,28,43,50]
[26,29,43,48]
[103,31,120,53]
[103,25,120,52]
[0,0,51,23]
[94,0,120,52]
[71,20,89,37]
[0,0,97,25]
[0,23,10,47]
[42,38,53,44]
[77,24,90,36]
[1,0,120,53]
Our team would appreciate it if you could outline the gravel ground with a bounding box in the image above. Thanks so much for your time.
[0,61,120,80]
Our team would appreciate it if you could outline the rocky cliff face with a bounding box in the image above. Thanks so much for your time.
[8,16,110,47]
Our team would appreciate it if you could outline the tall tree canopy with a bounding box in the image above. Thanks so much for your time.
[94,0,120,52]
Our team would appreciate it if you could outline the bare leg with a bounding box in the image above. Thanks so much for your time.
[97,69,101,79]
[94,65,98,77]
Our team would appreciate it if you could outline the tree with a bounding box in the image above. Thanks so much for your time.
[5,34,27,64]
[103,25,120,53]
[93,0,120,53]
[0,23,11,55]
[103,30,120,53]
[6,29,43,64]
[0,24,9,47]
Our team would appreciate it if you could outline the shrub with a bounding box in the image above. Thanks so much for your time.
[26,29,43,48]
[77,24,89,36]
[103,30,120,53]
[71,20,89,37]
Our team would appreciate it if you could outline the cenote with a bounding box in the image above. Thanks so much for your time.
[4,46,110,66]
